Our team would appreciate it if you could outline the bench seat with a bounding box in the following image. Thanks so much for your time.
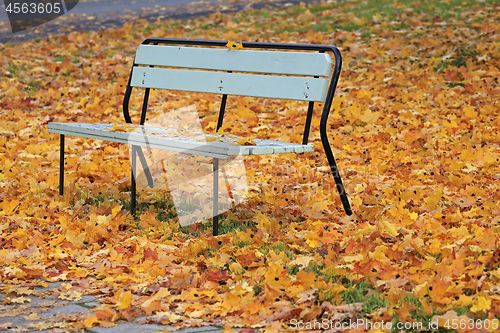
[48,122,314,160]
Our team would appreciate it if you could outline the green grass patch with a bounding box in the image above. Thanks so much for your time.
[342,280,388,315]
[71,188,256,237]
[282,0,499,35]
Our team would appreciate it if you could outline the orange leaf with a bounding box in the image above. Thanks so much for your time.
[116,290,133,310]
[83,316,99,328]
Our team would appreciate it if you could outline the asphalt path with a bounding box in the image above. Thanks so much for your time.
[0,0,324,44]
[0,0,221,18]
[67,0,221,15]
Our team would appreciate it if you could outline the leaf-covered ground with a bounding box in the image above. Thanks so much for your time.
[1,0,500,331]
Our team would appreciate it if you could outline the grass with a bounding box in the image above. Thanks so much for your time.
[70,187,257,237]
[434,45,480,73]
[342,280,388,313]
[176,213,257,237]
[277,0,499,35]
[25,80,39,93]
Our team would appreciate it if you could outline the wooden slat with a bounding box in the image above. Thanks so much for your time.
[135,45,333,77]
[48,123,314,159]
[131,67,329,102]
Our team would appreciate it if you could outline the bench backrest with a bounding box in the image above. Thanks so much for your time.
[120,39,350,217]
[130,44,333,102]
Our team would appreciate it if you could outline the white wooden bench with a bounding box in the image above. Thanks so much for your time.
[48,38,352,235]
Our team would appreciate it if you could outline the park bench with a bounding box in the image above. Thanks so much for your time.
[48,38,352,236]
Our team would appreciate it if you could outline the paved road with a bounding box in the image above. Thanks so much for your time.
[0,0,323,44]
[0,282,228,332]
[67,0,221,15]
[0,0,221,20]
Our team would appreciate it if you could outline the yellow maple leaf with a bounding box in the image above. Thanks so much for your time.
[10,296,31,304]
[265,262,289,287]
[343,254,364,263]
[156,311,182,324]
[359,109,381,124]
[87,162,98,171]
[222,326,238,333]
[229,262,245,274]
[289,256,315,269]
[463,104,477,118]
[237,137,256,146]
[226,41,243,50]
[110,123,136,132]
[111,205,121,219]
[24,313,40,321]
[456,294,474,307]
[116,290,133,310]
[86,96,100,110]
[348,102,362,120]
[409,212,418,220]
[111,123,127,131]
[443,119,459,129]
[187,309,206,318]
[369,245,389,262]
[59,291,82,302]
[305,230,322,248]
[414,282,429,297]
[296,270,317,286]
[1,199,21,214]
[65,230,87,248]
[381,220,399,237]
[141,287,171,309]
[470,296,491,313]
[83,316,99,328]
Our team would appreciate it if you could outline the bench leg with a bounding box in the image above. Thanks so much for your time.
[131,146,137,216]
[324,148,352,215]
[136,147,154,188]
[59,134,65,196]
[213,158,219,236]
[321,133,352,215]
